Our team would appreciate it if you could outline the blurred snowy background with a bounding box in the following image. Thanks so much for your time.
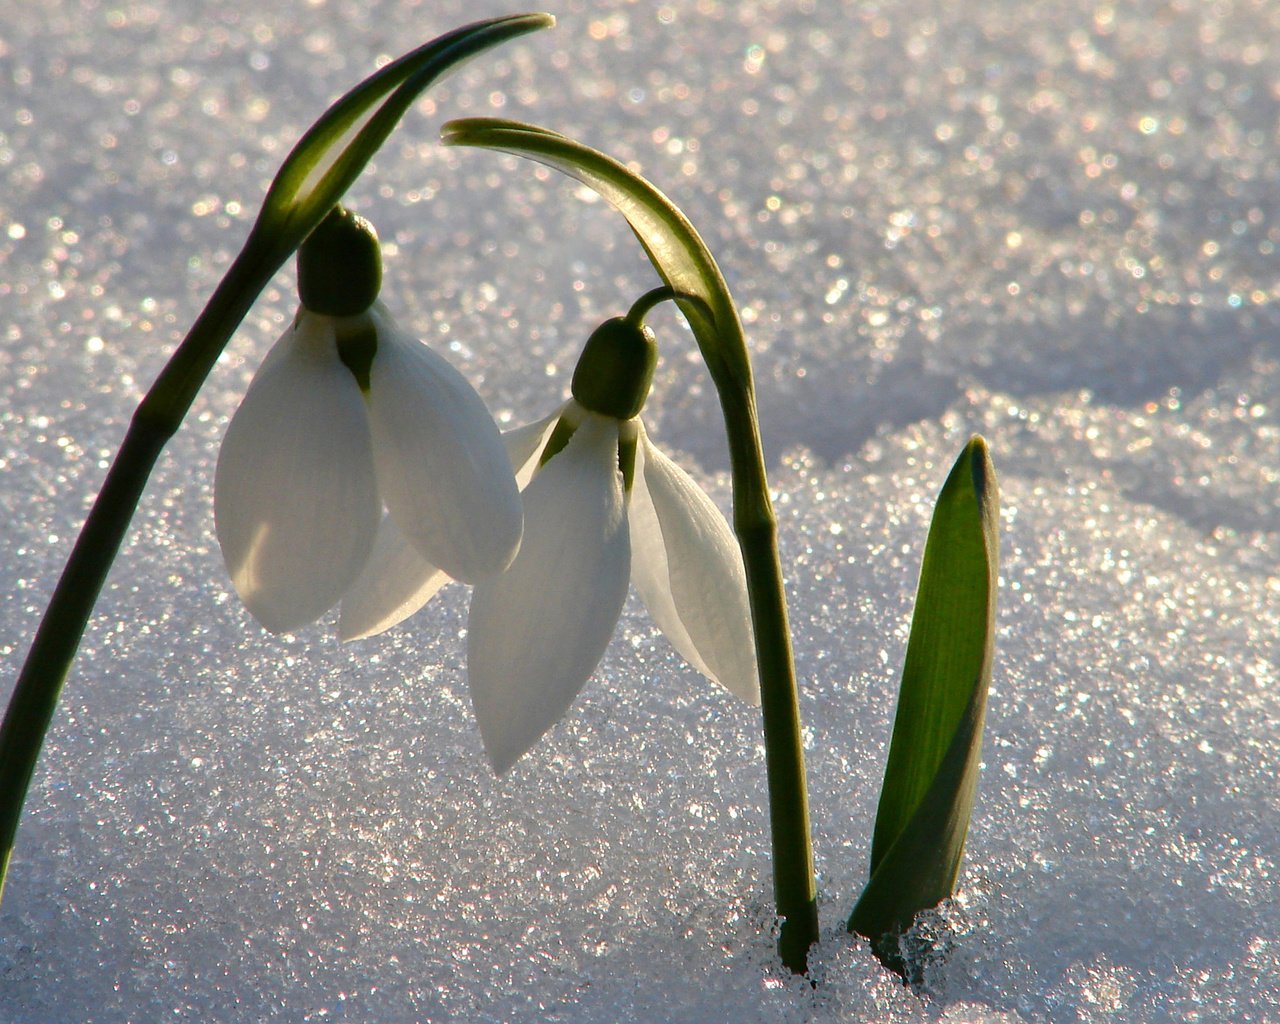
[1,0,1277,1020]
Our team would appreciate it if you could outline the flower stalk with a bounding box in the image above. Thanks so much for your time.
[0,14,554,900]
[441,119,819,972]
[716,358,817,975]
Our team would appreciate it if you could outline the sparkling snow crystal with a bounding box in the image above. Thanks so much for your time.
[1,1,1276,1021]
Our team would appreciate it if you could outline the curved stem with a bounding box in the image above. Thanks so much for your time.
[0,15,555,900]
[625,285,690,327]
[0,241,281,896]
[626,288,818,973]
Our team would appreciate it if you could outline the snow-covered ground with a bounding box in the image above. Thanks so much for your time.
[1,1,1276,1020]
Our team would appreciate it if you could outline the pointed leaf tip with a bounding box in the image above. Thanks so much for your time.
[849,437,999,974]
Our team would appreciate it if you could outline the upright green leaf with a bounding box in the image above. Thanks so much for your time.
[848,435,999,975]
[442,118,820,973]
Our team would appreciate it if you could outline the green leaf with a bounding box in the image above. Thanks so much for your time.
[848,435,999,975]
[144,17,556,423]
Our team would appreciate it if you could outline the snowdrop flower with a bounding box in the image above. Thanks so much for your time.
[214,206,522,633]
[467,314,760,773]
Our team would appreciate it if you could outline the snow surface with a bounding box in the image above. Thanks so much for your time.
[1,0,1277,1020]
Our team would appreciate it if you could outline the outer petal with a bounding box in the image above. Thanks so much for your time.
[502,408,561,488]
[629,428,760,703]
[214,316,380,633]
[336,416,557,641]
[365,303,523,582]
[467,414,630,773]
[337,514,449,641]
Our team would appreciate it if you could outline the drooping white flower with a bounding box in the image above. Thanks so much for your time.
[214,208,522,633]
[467,398,760,773]
[469,303,761,770]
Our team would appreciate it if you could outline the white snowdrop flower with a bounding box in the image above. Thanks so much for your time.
[467,315,760,774]
[214,207,522,633]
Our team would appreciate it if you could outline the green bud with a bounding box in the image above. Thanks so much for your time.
[570,316,658,420]
[297,206,382,316]
[334,320,377,393]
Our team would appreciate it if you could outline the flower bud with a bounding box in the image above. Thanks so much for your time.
[570,316,658,420]
[298,206,382,316]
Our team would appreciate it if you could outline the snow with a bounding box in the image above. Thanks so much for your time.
[1,0,1277,1020]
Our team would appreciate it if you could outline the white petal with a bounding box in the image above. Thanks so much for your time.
[467,415,630,773]
[365,303,523,582]
[502,409,561,488]
[338,513,449,640]
[336,411,560,642]
[629,429,760,703]
[214,316,380,633]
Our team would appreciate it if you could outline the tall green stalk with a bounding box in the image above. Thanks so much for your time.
[0,14,554,900]
[441,118,819,972]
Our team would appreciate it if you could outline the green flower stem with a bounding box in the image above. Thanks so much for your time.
[718,383,818,975]
[626,285,814,969]
[0,244,279,895]
[441,119,819,972]
[0,14,554,900]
